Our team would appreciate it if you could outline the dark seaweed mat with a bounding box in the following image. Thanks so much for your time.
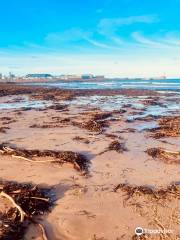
[0,181,52,240]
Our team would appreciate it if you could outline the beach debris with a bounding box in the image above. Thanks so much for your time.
[91,112,112,121]
[149,116,180,138]
[118,128,136,133]
[105,133,118,139]
[0,127,9,133]
[0,180,52,240]
[37,223,48,240]
[112,109,127,114]
[146,148,180,164]
[107,141,127,153]
[79,119,107,133]
[72,136,90,144]
[47,104,68,111]
[131,234,147,240]
[51,116,71,123]
[72,111,112,133]
[30,117,72,128]
[113,182,180,200]
[99,140,127,155]
[72,118,107,134]
[0,143,89,172]
[141,97,165,107]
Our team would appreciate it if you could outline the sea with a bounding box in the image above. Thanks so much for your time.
[24,78,180,92]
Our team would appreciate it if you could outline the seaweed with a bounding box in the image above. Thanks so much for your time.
[146,148,180,165]
[72,136,90,144]
[149,116,180,138]
[99,140,127,154]
[0,143,89,172]
[0,180,52,240]
[0,127,10,133]
[113,182,180,200]
[72,111,112,134]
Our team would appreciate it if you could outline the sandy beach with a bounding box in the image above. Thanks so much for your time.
[0,83,179,240]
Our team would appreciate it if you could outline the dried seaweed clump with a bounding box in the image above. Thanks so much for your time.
[100,140,127,155]
[0,127,9,133]
[73,136,90,144]
[83,119,108,133]
[131,234,147,240]
[141,97,164,106]
[91,112,112,121]
[146,148,180,165]
[0,143,89,172]
[73,111,112,134]
[73,119,108,134]
[0,181,52,240]
[47,104,68,111]
[150,116,180,138]
[108,141,127,153]
[113,182,180,200]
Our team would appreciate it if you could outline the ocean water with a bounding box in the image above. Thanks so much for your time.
[25,78,180,92]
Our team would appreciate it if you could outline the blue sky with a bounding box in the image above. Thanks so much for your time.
[1,0,180,77]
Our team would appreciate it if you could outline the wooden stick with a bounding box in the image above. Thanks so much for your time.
[38,223,48,240]
[12,155,55,163]
[24,196,49,202]
[162,149,180,154]
[3,146,14,152]
[0,191,26,222]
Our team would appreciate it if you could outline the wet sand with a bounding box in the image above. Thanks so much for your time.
[0,84,179,240]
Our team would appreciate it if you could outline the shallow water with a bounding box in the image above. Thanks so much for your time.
[63,94,180,120]
[135,121,158,131]
[0,96,51,110]
[63,95,146,111]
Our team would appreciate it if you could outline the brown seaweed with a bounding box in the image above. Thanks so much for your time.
[0,143,89,172]
[99,140,127,155]
[149,116,180,138]
[0,180,52,240]
[72,136,90,144]
[113,182,180,200]
[146,148,180,164]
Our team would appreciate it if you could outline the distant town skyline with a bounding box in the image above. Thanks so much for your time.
[1,0,180,78]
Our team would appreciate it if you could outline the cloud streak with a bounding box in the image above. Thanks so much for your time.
[98,15,158,36]
[132,31,180,49]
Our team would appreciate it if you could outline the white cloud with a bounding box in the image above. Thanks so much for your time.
[98,15,158,36]
[132,31,180,49]
[45,28,91,44]
[85,38,117,49]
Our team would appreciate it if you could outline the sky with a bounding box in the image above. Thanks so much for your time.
[1,0,180,77]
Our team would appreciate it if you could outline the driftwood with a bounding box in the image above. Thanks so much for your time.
[0,191,26,222]
[38,223,48,240]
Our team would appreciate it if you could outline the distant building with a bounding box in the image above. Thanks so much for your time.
[93,75,105,80]
[9,72,15,78]
[81,74,94,79]
[26,73,52,78]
